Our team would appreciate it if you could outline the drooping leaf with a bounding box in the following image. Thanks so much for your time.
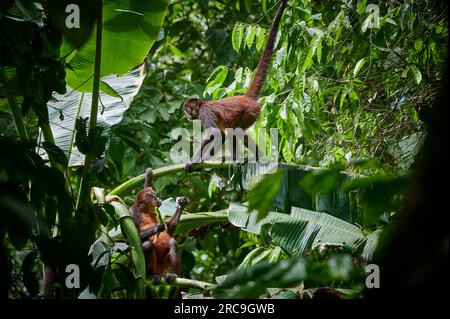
[232,24,244,52]
[245,25,256,49]
[353,58,367,77]
[41,66,146,166]
[228,203,366,255]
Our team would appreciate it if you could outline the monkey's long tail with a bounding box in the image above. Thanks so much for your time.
[245,0,288,100]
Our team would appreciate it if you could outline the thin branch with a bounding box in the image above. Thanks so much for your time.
[108,161,231,197]
[145,277,217,291]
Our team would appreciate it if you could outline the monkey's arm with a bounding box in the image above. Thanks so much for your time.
[186,109,221,171]
[166,197,189,235]
[130,206,165,240]
[164,198,188,282]
[139,223,165,240]
[186,135,215,171]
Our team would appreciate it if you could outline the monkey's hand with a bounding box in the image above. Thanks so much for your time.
[185,161,194,172]
[151,274,161,285]
[156,223,166,232]
[176,196,190,208]
[165,272,178,283]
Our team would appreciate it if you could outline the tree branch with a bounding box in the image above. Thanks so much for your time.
[108,161,231,197]
[145,277,217,290]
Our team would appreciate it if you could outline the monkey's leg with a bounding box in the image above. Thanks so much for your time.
[143,244,161,285]
[142,240,161,285]
[139,223,165,241]
[166,197,189,236]
[142,240,153,265]
[185,136,214,172]
[241,134,264,162]
[201,132,226,162]
[230,134,239,162]
[165,238,180,283]
[186,130,225,171]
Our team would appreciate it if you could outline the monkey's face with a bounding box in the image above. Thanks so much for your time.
[138,188,162,208]
[183,98,201,121]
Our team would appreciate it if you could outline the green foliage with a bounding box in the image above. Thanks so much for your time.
[0,0,169,298]
[248,170,284,221]
[45,66,146,166]
[228,202,366,256]
[64,0,169,92]
[222,0,447,168]
[216,254,364,298]
[0,0,446,300]
[344,174,410,225]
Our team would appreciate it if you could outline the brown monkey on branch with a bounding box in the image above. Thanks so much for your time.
[183,0,288,171]
[130,168,189,283]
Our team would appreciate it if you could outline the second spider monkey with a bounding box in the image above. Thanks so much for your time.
[183,0,288,171]
[130,168,189,283]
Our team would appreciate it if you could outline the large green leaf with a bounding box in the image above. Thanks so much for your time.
[228,203,366,255]
[228,202,293,234]
[286,206,366,253]
[65,0,169,91]
[41,66,146,166]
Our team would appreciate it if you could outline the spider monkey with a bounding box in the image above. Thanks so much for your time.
[130,168,189,284]
[183,0,288,171]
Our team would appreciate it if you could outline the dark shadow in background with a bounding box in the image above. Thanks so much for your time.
[367,30,449,298]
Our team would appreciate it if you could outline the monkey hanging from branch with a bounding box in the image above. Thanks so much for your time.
[130,168,189,284]
[183,0,288,171]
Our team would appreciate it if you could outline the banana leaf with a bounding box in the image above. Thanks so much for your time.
[228,203,366,255]
[40,66,146,166]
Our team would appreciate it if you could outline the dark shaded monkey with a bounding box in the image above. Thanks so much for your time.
[183,0,288,171]
[130,168,189,283]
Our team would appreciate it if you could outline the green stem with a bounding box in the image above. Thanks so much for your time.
[145,277,217,290]
[7,95,28,141]
[40,122,56,145]
[173,210,228,236]
[108,161,230,197]
[88,0,103,133]
[109,199,146,299]
[77,0,103,211]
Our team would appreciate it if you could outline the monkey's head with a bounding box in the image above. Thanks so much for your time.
[136,187,162,209]
[183,98,202,121]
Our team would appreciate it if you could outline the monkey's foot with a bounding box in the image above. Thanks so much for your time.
[176,196,190,207]
[156,223,166,232]
[185,162,194,172]
[164,272,178,283]
[151,274,161,285]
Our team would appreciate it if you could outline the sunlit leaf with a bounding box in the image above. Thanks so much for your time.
[232,24,244,52]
